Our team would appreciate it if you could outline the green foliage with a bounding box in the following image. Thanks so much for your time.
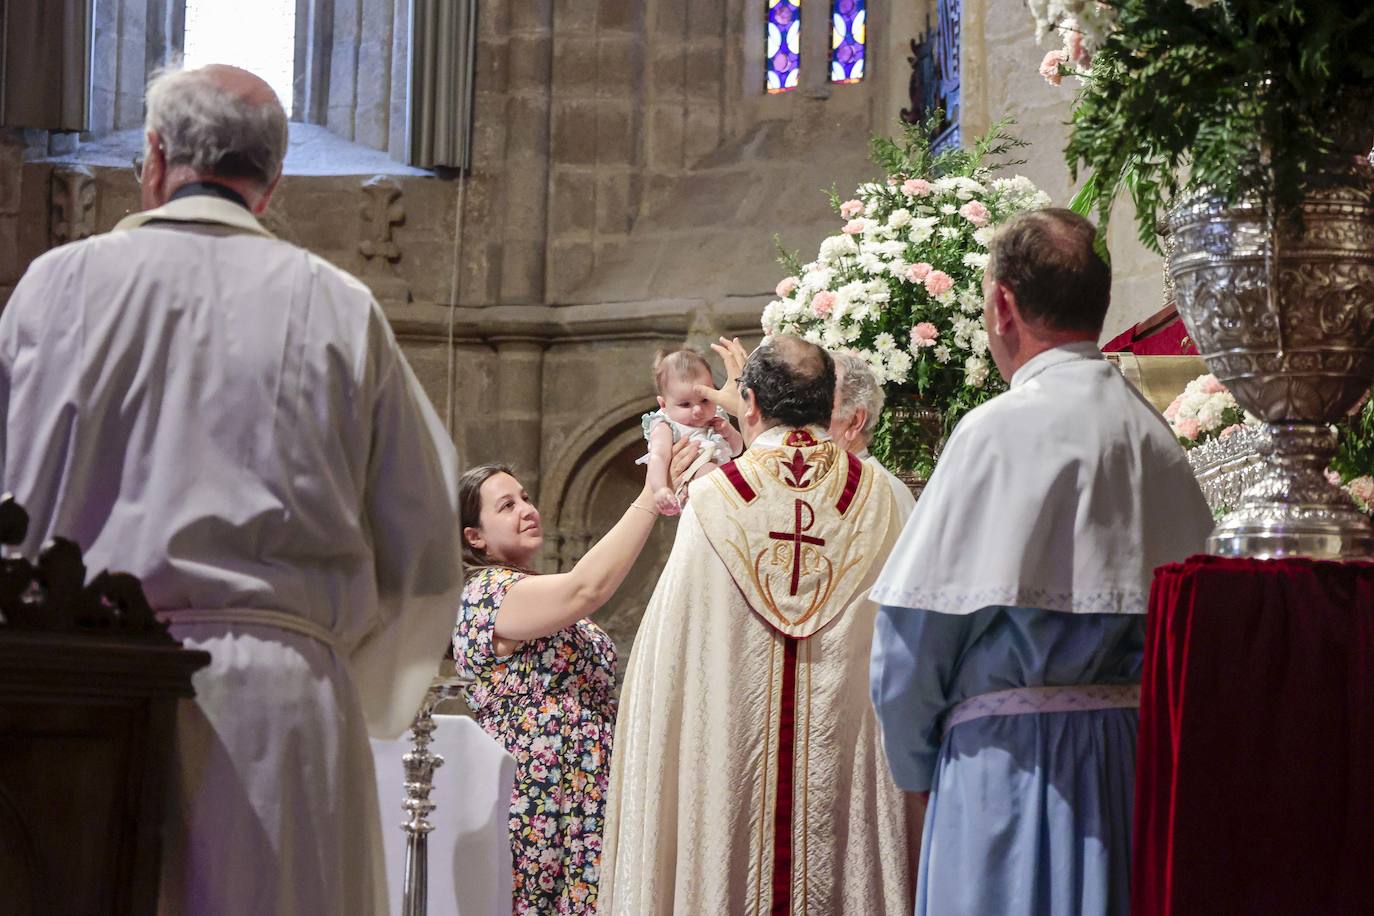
[1333,400,1374,483]
[1065,0,1374,245]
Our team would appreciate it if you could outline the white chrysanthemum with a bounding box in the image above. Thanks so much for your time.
[886,349,913,381]
[938,227,962,241]
[887,208,913,229]
[819,234,858,264]
[761,300,781,333]
[940,204,959,215]
[874,332,897,352]
[973,226,995,246]
[858,252,885,275]
[876,239,907,259]
[887,260,911,280]
[970,328,990,355]
[1196,397,1225,431]
[958,287,983,314]
[965,355,991,388]
[802,266,834,290]
[933,344,953,364]
[963,251,991,270]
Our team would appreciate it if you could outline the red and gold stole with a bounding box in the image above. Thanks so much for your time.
[692,426,892,638]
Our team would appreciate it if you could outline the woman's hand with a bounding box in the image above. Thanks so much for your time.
[694,336,751,418]
[667,437,702,494]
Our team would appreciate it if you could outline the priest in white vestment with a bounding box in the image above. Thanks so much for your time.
[602,335,916,916]
[0,67,462,916]
[869,209,1214,915]
[830,350,918,520]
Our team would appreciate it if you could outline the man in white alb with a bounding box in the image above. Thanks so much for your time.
[869,208,1213,915]
[829,350,918,520]
[0,66,462,915]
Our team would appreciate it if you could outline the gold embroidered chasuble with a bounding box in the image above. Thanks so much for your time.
[601,426,915,916]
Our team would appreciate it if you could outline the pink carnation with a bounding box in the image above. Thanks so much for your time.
[1176,417,1202,441]
[901,178,933,198]
[1219,424,1244,439]
[1201,375,1226,395]
[959,200,991,227]
[906,262,933,283]
[1327,469,1344,487]
[775,276,799,298]
[1163,396,1182,421]
[1350,476,1374,507]
[1040,49,1069,86]
[810,290,836,317]
[1065,26,1091,68]
[842,219,865,236]
[924,269,955,297]
[839,199,865,219]
[910,322,939,348]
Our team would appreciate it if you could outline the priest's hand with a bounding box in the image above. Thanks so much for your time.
[694,336,751,418]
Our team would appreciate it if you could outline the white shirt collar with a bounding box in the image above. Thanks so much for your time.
[113,196,275,239]
[1010,340,1104,388]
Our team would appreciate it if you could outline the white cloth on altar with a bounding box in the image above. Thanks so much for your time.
[601,425,916,915]
[860,448,917,520]
[0,194,463,916]
[870,341,1213,615]
[371,714,516,916]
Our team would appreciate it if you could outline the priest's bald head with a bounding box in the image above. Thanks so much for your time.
[982,207,1111,381]
[138,65,289,215]
[736,334,836,446]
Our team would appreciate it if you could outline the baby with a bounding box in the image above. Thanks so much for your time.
[639,347,744,515]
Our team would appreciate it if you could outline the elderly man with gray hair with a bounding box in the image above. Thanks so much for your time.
[828,350,918,520]
[0,66,462,915]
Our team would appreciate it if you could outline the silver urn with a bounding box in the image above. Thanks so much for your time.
[1168,143,1374,558]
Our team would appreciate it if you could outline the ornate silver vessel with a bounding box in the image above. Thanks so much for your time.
[1168,147,1374,558]
[1185,425,1266,517]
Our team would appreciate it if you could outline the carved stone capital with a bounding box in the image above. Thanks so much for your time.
[50,166,96,248]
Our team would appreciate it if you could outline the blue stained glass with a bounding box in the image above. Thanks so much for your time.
[767,0,801,93]
[830,0,866,84]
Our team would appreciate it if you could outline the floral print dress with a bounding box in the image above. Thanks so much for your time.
[453,566,619,915]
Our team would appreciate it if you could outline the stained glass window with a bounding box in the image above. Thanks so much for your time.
[767,0,802,93]
[183,0,297,115]
[830,0,866,84]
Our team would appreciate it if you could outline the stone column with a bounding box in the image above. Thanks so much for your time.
[499,0,553,303]
[491,337,545,500]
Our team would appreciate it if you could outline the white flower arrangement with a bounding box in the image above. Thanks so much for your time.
[1164,373,1258,448]
[762,119,1050,475]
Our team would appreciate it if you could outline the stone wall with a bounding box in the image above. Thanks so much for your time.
[962,0,1165,337]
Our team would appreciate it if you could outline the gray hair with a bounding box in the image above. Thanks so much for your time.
[832,351,884,440]
[144,68,288,187]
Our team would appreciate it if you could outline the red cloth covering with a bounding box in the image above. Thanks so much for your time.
[1103,306,1199,355]
[1134,555,1374,915]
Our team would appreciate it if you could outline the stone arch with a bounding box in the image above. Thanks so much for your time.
[542,393,652,571]
[539,392,685,678]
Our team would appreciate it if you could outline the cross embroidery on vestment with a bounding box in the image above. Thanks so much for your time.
[768,498,826,596]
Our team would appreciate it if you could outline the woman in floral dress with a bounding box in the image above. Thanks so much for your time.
[453,461,676,914]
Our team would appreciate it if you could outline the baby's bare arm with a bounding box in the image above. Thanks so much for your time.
[646,422,675,491]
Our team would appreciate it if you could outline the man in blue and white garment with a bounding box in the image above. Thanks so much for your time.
[869,208,1214,915]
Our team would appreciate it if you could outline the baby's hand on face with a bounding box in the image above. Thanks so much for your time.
[654,486,681,517]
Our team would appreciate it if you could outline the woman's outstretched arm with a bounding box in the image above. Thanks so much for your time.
[493,437,696,643]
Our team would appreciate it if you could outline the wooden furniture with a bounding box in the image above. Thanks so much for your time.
[0,497,209,916]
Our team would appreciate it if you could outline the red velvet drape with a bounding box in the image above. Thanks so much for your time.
[1133,556,1374,915]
